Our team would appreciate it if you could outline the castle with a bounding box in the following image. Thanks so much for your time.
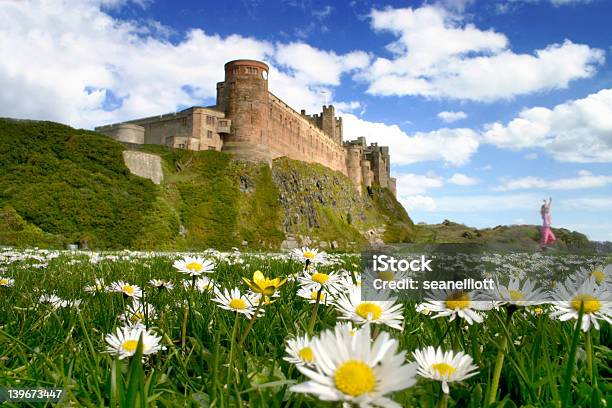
[95,59,396,195]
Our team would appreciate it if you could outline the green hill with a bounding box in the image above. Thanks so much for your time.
[0,118,414,251]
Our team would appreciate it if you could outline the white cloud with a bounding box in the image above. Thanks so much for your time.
[0,0,368,129]
[437,110,467,123]
[342,113,479,166]
[395,173,444,195]
[524,152,538,160]
[274,42,370,86]
[483,88,612,162]
[448,173,479,185]
[359,5,604,101]
[494,172,612,191]
[431,194,541,212]
[562,197,612,210]
[400,195,437,211]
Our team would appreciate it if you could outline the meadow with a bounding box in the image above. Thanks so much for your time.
[0,247,610,407]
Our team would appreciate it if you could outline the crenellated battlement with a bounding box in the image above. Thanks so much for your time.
[95,59,395,195]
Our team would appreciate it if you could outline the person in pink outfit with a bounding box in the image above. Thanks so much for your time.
[540,197,556,249]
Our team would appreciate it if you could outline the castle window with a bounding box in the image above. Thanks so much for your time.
[218,120,227,127]
[206,115,215,125]
[207,130,213,139]
[181,117,187,127]
[178,143,185,149]
[208,146,215,150]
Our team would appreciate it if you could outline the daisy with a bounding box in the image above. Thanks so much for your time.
[290,323,418,406]
[549,277,612,331]
[298,269,344,293]
[108,281,142,299]
[173,256,214,277]
[297,286,330,305]
[571,265,611,287]
[84,278,106,294]
[105,324,163,360]
[291,247,327,266]
[333,286,404,330]
[0,276,14,287]
[494,277,549,307]
[149,279,174,290]
[284,334,315,367]
[242,270,287,297]
[119,301,157,325]
[412,346,479,394]
[184,277,215,293]
[212,287,261,318]
[418,289,493,325]
[39,294,82,309]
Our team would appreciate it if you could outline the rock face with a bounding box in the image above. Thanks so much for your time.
[122,151,163,185]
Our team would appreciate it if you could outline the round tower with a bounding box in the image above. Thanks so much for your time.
[221,59,271,163]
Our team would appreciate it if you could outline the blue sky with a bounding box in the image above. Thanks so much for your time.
[1,0,611,240]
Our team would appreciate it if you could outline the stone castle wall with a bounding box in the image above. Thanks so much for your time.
[95,59,396,195]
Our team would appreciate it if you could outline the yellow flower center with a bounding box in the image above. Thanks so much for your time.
[334,360,376,397]
[229,298,247,310]
[0,279,8,285]
[377,271,395,281]
[123,285,135,295]
[186,262,203,272]
[121,340,139,353]
[432,362,456,377]
[303,251,315,259]
[309,291,326,301]
[590,270,604,284]
[509,290,524,301]
[311,273,329,284]
[571,294,601,314]
[533,307,543,315]
[355,302,383,320]
[298,347,314,363]
[445,291,471,310]
[131,312,144,322]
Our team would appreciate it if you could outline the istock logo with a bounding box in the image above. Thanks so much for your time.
[372,254,433,272]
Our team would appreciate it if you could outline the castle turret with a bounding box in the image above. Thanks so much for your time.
[220,59,271,163]
[345,145,363,193]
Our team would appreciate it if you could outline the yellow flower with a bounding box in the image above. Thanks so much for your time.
[242,270,287,297]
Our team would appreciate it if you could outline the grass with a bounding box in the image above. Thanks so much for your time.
[0,119,416,251]
[0,248,610,407]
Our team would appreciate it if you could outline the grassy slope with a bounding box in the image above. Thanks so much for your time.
[413,220,595,252]
[0,119,414,250]
[0,119,157,249]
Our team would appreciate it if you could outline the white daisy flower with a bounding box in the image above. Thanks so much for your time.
[84,278,106,294]
[284,334,315,367]
[418,289,493,325]
[291,247,327,266]
[212,287,261,318]
[39,294,82,309]
[549,277,612,331]
[104,324,163,360]
[119,301,156,325]
[298,269,344,293]
[570,265,611,287]
[494,277,549,307]
[412,346,479,394]
[108,281,142,299]
[173,256,214,277]
[333,286,404,330]
[297,286,330,305]
[290,323,418,406]
[149,279,174,290]
[184,277,215,293]
[0,276,14,287]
